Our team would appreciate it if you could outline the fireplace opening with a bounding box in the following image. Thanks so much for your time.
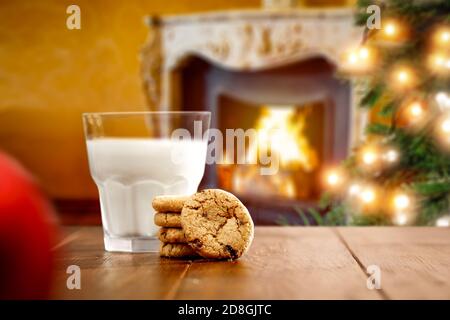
[217,95,325,202]
[180,56,351,224]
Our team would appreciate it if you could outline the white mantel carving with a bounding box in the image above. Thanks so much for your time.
[167,10,361,70]
[140,9,367,146]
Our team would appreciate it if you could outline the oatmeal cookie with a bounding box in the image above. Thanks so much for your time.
[152,195,190,213]
[181,189,254,260]
[158,227,187,243]
[159,243,197,258]
[154,212,181,228]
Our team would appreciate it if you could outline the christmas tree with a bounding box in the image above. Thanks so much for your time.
[320,0,450,226]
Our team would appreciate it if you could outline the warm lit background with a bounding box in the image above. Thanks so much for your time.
[0,0,352,211]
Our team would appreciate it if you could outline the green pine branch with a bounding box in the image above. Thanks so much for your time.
[323,0,450,226]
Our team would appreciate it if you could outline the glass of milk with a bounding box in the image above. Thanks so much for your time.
[83,111,210,252]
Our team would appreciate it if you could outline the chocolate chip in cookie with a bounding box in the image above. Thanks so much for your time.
[181,189,254,260]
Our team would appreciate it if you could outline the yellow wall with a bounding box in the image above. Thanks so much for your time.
[0,0,260,199]
[0,0,352,200]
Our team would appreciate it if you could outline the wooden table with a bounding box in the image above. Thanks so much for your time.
[52,226,450,299]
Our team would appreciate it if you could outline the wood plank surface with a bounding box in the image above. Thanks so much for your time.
[175,227,379,299]
[51,227,191,299]
[51,226,450,300]
[337,227,450,300]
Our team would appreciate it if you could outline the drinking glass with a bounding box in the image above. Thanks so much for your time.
[83,111,210,252]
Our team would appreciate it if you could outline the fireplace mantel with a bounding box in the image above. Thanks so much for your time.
[140,8,367,146]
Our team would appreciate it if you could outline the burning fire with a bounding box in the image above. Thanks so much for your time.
[247,106,318,171]
[223,105,319,199]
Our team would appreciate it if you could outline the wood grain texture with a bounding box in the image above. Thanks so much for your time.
[51,226,450,299]
[175,227,379,299]
[51,227,191,299]
[337,227,450,299]
[51,226,380,299]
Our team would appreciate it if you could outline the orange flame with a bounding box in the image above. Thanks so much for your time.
[247,106,318,171]
[229,105,318,199]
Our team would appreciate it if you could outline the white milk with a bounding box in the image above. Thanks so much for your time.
[86,138,207,239]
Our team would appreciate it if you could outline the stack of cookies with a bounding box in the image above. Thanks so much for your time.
[152,189,255,260]
[152,195,198,258]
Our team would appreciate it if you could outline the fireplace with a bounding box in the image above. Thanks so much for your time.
[217,96,324,201]
[179,56,350,224]
[141,9,366,224]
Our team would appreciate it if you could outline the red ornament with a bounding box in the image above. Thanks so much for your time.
[0,151,58,299]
